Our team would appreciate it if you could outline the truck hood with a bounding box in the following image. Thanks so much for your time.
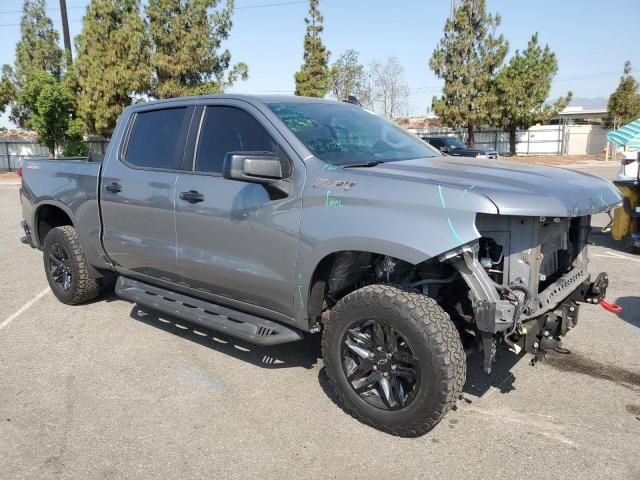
[360,157,622,217]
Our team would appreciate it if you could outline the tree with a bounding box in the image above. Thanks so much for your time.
[370,57,409,119]
[0,67,16,114]
[75,0,151,136]
[429,0,507,146]
[294,0,330,97]
[3,0,64,127]
[14,0,63,81]
[329,49,369,105]
[494,34,572,155]
[146,0,248,99]
[17,71,86,157]
[607,61,640,128]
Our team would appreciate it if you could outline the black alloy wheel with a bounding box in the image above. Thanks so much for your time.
[48,242,73,292]
[342,320,420,410]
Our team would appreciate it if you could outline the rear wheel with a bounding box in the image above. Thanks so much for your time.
[43,226,102,305]
[322,284,466,437]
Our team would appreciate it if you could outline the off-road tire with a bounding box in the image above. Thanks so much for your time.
[322,284,466,437]
[43,225,102,305]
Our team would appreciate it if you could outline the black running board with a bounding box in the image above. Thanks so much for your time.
[116,276,304,346]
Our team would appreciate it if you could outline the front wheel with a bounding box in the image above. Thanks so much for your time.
[322,284,466,437]
[43,225,102,305]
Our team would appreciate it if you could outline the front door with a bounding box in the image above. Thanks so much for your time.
[101,105,193,282]
[174,103,303,317]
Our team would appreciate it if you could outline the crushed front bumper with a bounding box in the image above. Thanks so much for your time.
[515,272,609,362]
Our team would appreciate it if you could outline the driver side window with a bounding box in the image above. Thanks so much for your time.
[195,106,277,174]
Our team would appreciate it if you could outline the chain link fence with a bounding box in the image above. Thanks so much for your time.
[408,124,607,156]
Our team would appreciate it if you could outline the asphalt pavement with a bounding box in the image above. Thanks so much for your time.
[0,163,639,480]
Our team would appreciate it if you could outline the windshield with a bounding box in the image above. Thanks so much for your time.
[267,102,440,165]
[445,138,467,149]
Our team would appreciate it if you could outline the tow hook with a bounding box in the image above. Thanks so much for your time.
[600,299,623,313]
[585,272,608,304]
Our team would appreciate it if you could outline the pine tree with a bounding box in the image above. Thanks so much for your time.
[429,0,507,146]
[14,0,63,81]
[294,0,330,97]
[494,34,572,155]
[607,61,640,128]
[146,0,248,99]
[2,0,64,127]
[75,0,151,136]
[0,67,16,115]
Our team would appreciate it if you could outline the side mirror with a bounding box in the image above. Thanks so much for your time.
[223,152,284,184]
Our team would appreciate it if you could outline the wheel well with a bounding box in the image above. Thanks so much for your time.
[36,205,73,245]
[307,250,417,326]
[306,250,471,331]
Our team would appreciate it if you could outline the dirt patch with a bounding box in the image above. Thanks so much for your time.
[505,154,608,166]
[0,172,19,179]
[625,404,640,416]
[545,350,640,389]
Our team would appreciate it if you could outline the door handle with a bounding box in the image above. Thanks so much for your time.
[105,182,122,193]
[179,190,205,204]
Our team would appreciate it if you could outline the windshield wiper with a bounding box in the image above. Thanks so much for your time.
[343,160,383,168]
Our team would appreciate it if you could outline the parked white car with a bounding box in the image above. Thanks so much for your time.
[617,151,639,182]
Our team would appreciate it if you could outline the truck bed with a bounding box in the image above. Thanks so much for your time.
[20,157,106,268]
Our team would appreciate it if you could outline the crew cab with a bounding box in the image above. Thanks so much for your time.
[20,95,621,436]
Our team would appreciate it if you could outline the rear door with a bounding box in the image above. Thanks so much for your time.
[101,105,194,281]
[174,101,304,317]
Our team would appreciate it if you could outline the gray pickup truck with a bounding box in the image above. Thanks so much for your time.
[20,95,621,437]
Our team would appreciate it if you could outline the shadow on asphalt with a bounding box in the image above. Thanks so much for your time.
[128,305,321,370]
[129,302,527,402]
[461,347,523,398]
[614,296,640,328]
[590,227,630,253]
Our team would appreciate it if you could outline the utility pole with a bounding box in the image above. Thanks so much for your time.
[59,0,72,61]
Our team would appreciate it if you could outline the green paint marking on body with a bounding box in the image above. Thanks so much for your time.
[461,184,476,202]
[599,192,607,207]
[296,285,304,308]
[324,190,343,208]
[437,184,447,209]
[447,217,465,244]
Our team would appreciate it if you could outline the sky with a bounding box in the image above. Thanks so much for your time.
[1,0,639,129]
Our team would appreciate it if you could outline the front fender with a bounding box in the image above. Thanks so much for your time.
[293,170,499,324]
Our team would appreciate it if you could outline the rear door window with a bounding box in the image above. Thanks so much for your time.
[195,106,277,174]
[124,107,191,170]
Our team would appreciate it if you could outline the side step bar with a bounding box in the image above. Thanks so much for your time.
[115,276,304,346]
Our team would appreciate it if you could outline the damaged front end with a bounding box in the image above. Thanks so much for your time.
[441,214,610,374]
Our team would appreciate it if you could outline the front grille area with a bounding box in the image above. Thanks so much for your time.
[476,214,591,316]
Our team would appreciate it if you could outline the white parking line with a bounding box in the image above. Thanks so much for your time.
[0,288,50,331]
